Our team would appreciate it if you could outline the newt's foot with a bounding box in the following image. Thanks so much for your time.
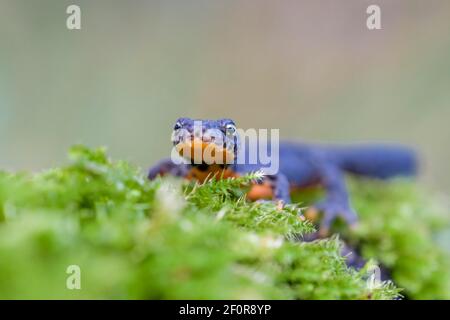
[305,200,358,237]
[276,200,285,211]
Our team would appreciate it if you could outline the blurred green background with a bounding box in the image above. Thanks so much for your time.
[1,0,449,195]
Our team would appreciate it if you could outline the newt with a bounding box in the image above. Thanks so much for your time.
[148,118,417,235]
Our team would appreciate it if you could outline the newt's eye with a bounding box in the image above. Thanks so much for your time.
[174,122,182,130]
[225,124,237,135]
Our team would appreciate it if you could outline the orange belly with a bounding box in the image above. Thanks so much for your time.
[246,181,274,201]
[185,165,278,201]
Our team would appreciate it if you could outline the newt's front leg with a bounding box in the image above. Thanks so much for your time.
[247,173,291,206]
[148,158,189,179]
[306,165,358,236]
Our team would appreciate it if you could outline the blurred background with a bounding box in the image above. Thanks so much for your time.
[0,0,449,195]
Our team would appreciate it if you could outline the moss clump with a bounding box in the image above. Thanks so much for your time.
[293,178,450,299]
[349,180,450,299]
[0,146,399,299]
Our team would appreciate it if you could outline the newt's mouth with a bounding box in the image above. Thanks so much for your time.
[175,138,235,165]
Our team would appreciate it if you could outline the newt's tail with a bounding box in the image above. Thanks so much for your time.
[333,145,418,179]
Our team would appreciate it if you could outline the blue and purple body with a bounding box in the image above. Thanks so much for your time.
[148,118,418,234]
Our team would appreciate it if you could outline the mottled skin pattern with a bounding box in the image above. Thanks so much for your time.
[148,118,418,235]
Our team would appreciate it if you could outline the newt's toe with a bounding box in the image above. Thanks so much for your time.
[276,200,285,211]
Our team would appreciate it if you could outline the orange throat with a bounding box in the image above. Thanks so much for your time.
[185,164,239,183]
[175,139,235,165]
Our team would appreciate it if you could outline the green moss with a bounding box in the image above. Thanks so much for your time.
[348,180,450,299]
[0,145,428,299]
[292,178,450,299]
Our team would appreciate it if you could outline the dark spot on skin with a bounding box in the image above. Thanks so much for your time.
[191,162,228,171]
[193,163,210,171]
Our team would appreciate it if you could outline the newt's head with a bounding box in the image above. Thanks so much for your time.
[171,118,238,165]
